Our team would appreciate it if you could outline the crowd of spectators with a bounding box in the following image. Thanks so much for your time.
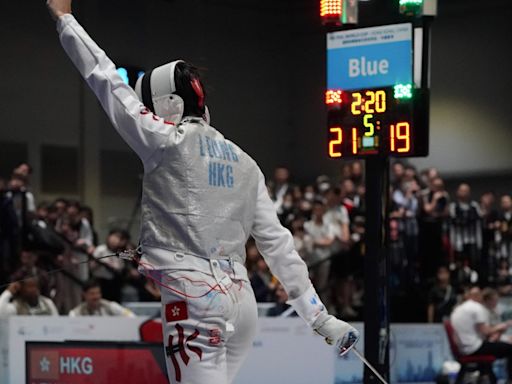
[251,162,512,322]
[0,162,159,316]
[1,160,511,322]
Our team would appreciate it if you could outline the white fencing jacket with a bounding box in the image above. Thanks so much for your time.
[56,14,312,300]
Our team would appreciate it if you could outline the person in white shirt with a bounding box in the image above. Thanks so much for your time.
[69,280,134,317]
[0,276,58,316]
[46,1,359,383]
[451,287,512,378]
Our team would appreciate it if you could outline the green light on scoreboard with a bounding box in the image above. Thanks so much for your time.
[399,0,423,5]
[394,84,413,99]
[399,0,423,16]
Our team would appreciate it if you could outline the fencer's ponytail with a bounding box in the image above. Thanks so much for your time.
[174,62,207,118]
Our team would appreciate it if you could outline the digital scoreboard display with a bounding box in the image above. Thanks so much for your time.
[326,23,429,158]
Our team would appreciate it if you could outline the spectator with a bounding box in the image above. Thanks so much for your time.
[480,192,499,284]
[419,176,450,279]
[449,183,482,270]
[451,286,512,378]
[0,275,58,316]
[496,194,512,261]
[341,179,361,218]
[10,249,50,297]
[249,256,275,302]
[91,229,129,302]
[64,200,94,254]
[427,266,457,323]
[80,205,99,246]
[35,201,50,222]
[269,166,292,214]
[290,217,313,261]
[391,161,405,187]
[267,282,296,317]
[495,259,512,296]
[0,178,19,281]
[392,173,420,284]
[323,187,354,317]
[277,192,298,227]
[481,288,506,339]
[350,161,364,187]
[7,173,35,214]
[69,280,134,317]
[12,162,33,179]
[304,200,336,306]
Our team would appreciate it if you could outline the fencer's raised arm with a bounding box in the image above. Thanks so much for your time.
[55,14,174,172]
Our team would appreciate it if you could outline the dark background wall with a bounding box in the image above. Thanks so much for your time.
[0,0,510,239]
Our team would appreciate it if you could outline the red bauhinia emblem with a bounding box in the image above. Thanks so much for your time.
[166,301,188,322]
[166,324,202,383]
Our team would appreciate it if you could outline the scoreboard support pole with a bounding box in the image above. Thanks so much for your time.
[363,156,390,384]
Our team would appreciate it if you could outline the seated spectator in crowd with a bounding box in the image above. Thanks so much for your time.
[267,282,296,317]
[449,183,482,269]
[10,249,50,297]
[451,287,512,378]
[91,229,129,302]
[69,280,134,317]
[496,259,512,296]
[0,275,58,316]
[427,265,457,323]
[481,288,506,340]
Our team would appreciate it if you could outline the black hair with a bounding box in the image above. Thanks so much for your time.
[83,279,101,293]
[174,62,207,118]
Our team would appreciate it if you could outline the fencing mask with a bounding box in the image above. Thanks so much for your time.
[135,60,210,125]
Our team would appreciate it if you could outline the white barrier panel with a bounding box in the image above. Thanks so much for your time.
[0,316,464,384]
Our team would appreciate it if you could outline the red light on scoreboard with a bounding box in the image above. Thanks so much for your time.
[325,90,343,105]
[321,0,342,25]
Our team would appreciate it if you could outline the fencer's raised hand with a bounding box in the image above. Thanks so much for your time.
[313,313,360,356]
[46,0,72,21]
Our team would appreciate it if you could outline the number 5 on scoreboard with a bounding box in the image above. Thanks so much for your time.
[329,127,343,158]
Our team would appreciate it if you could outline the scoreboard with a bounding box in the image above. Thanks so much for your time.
[326,23,429,158]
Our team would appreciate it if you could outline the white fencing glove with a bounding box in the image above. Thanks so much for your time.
[287,285,360,356]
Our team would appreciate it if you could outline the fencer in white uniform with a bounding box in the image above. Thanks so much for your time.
[47,1,359,383]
